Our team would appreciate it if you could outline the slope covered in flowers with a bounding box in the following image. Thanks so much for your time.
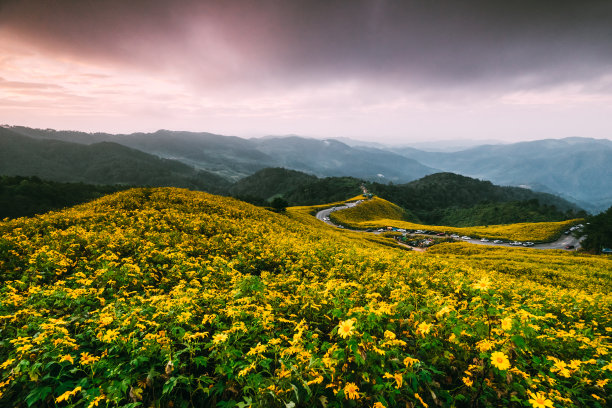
[0,188,610,407]
[330,197,580,242]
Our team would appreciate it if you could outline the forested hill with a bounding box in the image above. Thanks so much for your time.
[220,168,585,226]
[0,176,127,219]
[369,172,586,225]
[0,128,230,193]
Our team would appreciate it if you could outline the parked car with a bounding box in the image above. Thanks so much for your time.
[461,236,471,240]
[510,241,522,246]
[564,245,575,250]
[523,242,535,247]
[493,240,503,244]
[480,238,490,242]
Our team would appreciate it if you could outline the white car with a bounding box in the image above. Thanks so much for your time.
[493,240,503,244]
[480,238,489,242]
[461,236,471,240]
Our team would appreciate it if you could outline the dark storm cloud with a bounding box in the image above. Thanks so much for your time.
[2,0,612,91]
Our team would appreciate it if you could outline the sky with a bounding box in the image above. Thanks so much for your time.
[1,0,612,144]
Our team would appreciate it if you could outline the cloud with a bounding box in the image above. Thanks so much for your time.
[1,0,612,140]
[2,0,611,93]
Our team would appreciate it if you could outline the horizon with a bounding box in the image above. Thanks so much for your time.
[2,1,612,143]
[5,123,612,148]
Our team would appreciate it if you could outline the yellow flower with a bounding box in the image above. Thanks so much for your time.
[490,351,510,371]
[404,356,419,367]
[528,391,554,408]
[212,333,228,344]
[338,319,355,339]
[476,339,494,352]
[472,277,491,291]
[394,372,403,389]
[373,402,386,408]
[462,376,473,387]
[414,392,429,407]
[417,321,432,336]
[383,330,396,340]
[501,317,513,331]
[344,382,359,400]
[79,352,100,366]
[59,354,74,364]
[0,359,15,370]
[55,386,82,403]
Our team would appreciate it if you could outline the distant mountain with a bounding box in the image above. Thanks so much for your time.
[6,126,438,183]
[389,137,612,213]
[251,136,437,182]
[0,128,230,192]
[398,139,507,152]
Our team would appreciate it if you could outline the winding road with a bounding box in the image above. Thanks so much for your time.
[315,201,582,251]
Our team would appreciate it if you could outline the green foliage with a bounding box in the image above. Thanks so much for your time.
[580,206,612,253]
[229,168,318,201]
[365,173,585,226]
[0,128,232,194]
[269,197,289,212]
[0,176,128,219]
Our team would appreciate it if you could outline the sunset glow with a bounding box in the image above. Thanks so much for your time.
[1,0,612,142]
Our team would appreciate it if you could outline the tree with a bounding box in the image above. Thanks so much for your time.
[269,197,289,213]
[580,206,612,253]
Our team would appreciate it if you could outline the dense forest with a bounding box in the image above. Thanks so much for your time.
[0,176,128,219]
[580,206,612,253]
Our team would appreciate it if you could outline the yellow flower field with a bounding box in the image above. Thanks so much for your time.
[330,197,581,242]
[0,188,609,407]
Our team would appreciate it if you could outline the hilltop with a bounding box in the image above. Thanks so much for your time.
[0,188,610,407]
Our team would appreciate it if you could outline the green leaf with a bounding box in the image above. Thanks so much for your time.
[25,386,52,407]
[163,376,179,395]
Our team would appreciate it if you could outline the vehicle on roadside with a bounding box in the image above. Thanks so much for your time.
[451,234,460,239]
[461,236,471,240]
[564,245,575,250]
[523,242,535,247]
[510,241,523,246]
[480,238,490,242]
[493,240,503,244]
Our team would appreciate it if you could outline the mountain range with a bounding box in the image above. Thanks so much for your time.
[3,125,611,212]
[390,138,612,213]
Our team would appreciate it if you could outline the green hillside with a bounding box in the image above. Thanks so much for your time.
[0,128,231,193]
[0,176,128,219]
[0,188,609,407]
[229,168,318,202]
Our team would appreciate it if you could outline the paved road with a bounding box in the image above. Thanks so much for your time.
[315,202,582,251]
[462,234,582,250]
[315,201,362,227]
